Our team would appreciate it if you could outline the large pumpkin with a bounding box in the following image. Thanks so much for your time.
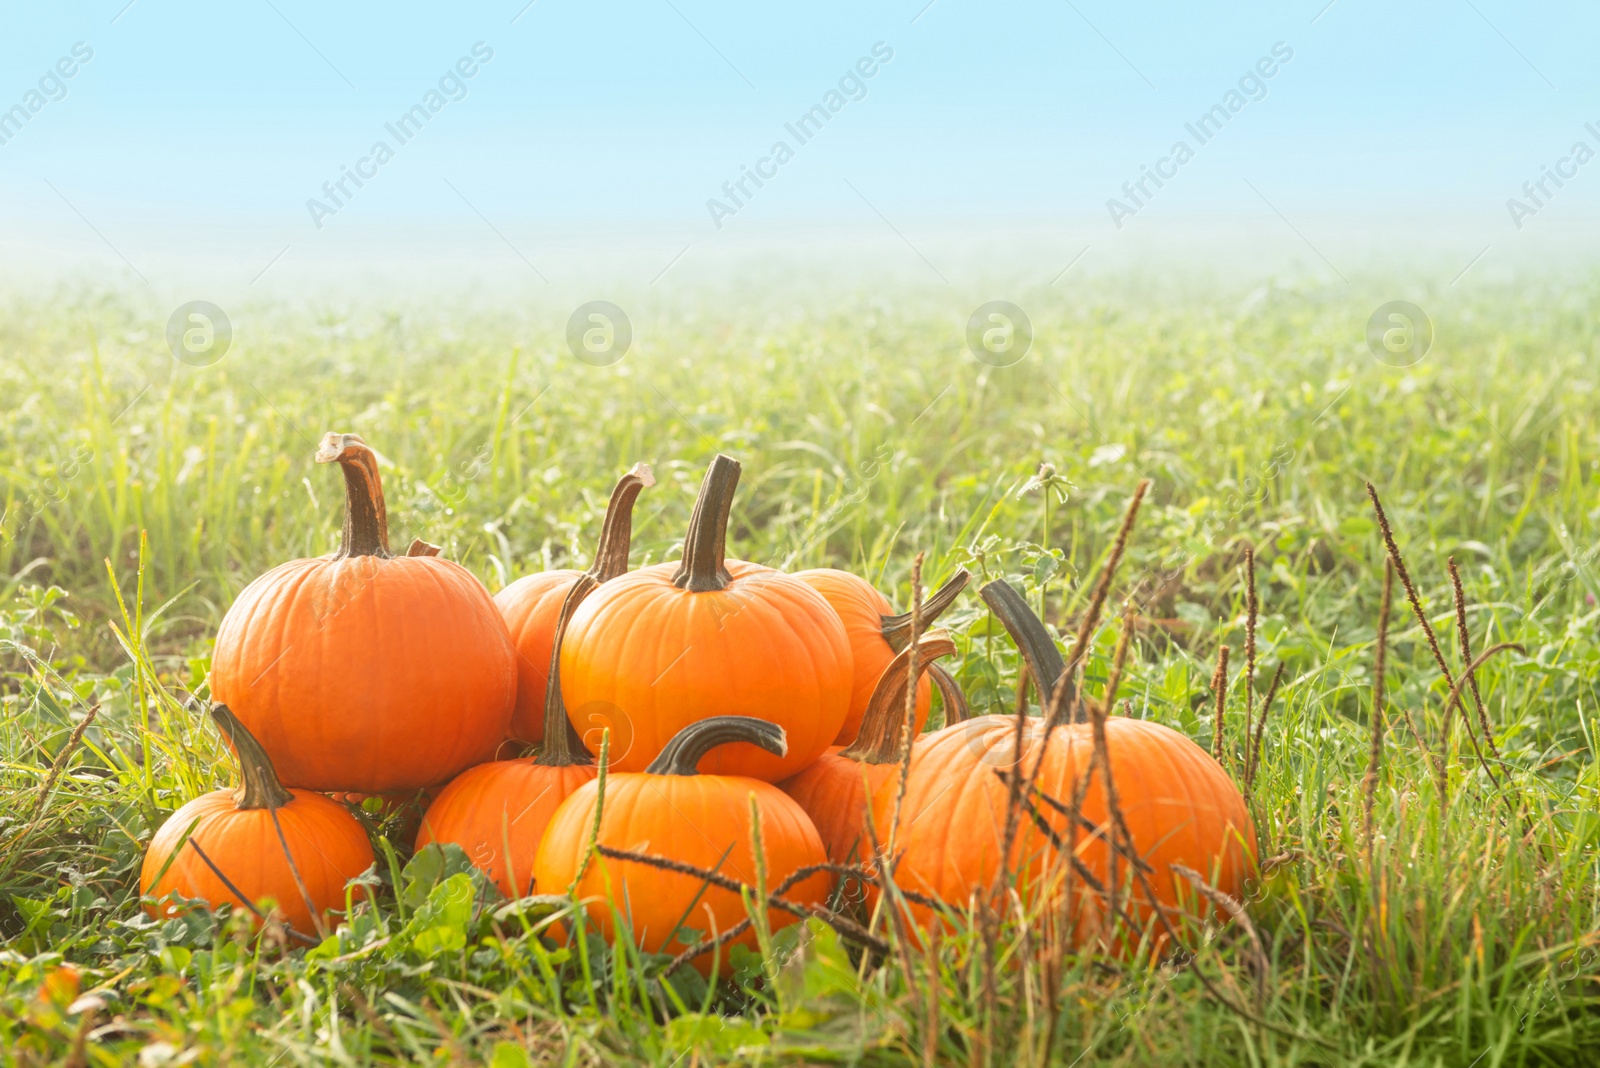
[874,579,1255,944]
[558,455,852,780]
[794,567,970,743]
[210,433,516,793]
[142,704,375,939]
[779,632,956,876]
[535,717,831,976]
[495,464,653,745]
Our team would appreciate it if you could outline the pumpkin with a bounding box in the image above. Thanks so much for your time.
[558,454,852,780]
[416,523,618,896]
[794,567,970,743]
[873,579,1255,943]
[210,433,516,793]
[534,716,831,976]
[779,632,956,880]
[141,704,375,939]
[495,464,654,744]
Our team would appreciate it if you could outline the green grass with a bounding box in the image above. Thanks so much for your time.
[2,275,1599,1065]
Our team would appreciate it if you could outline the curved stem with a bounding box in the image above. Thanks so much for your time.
[588,463,655,582]
[405,538,441,557]
[534,574,599,768]
[979,578,1065,713]
[644,716,785,776]
[927,662,970,726]
[210,703,293,811]
[840,633,957,764]
[881,568,970,650]
[315,432,392,559]
[671,455,740,593]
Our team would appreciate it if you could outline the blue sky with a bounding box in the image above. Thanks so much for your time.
[2,0,1597,289]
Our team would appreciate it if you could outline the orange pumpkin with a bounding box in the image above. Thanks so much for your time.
[535,717,830,976]
[795,567,970,743]
[778,632,956,876]
[558,455,852,780]
[141,704,375,939]
[495,464,653,744]
[874,579,1255,944]
[210,433,516,793]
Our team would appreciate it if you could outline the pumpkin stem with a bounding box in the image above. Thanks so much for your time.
[645,716,785,775]
[210,703,294,811]
[405,538,441,557]
[535,573,600,768]
[979,579,1066,721]
[589,463,655,582]
[840,633,957,764]
[881,568,970,651]
[671,455,740,593]
[315,432,392,559]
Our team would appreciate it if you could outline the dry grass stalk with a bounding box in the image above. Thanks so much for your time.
[1366,484,1502,806]
[1210,644,1231,765]
[1364,484,1452,803]
[1362,560,1394,856]
[1243,547,1259,756]
[1245,662,1287,794]
[1450,556,1506,767]
[886,552,924,864]
[1170,861,1269,1003]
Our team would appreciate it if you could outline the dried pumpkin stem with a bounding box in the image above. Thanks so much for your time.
[536,574,599,768]
[645,716,785,775]
[980,579,1066,708]
[840,634,957,764]
[589,463,655,583]
[536,462,655,767]
[672,454,740,593]
[880,568,970,650]
[210,703,293,811]
[315,432,392,559]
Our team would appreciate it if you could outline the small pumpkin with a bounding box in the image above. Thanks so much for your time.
[794,567,970,743]
[417,537,614,896]
[210,433,516,793]
[873,579,1255,942]
[141,704,375,939]
[496,464,654,744]
[558,455,852,780]
[535,716,831,975]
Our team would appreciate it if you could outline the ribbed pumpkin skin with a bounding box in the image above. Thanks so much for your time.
[794,569,931,745]
[875,715,1255,937]
[141,789,374,936]
[778,747,898,868]
[494,569,582,744]
[535,773,831,976]
[211,555,517,793]
[415,759,596,898]
[558,560,853,780]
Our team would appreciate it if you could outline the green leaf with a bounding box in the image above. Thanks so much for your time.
[399,843,477,912]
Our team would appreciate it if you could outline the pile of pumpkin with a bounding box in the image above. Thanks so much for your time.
[142,432,1255,972]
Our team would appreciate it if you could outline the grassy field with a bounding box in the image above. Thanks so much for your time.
[2,275,1599,1065]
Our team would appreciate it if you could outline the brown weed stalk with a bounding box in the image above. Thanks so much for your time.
[1362,560,1394,857]
[1210,644,1231,765]
[1245,662,1286,796]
